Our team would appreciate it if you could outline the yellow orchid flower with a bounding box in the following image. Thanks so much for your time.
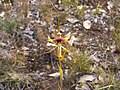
[47,32,71,61]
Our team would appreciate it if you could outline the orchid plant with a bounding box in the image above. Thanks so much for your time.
[41,4,77,89]
[46,16,76,90]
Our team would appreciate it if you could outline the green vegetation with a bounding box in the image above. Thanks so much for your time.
[0,17,20,33]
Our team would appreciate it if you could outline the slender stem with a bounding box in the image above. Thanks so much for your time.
[58,16,60,33]
[51,3,60,33]
[59,60,63,90]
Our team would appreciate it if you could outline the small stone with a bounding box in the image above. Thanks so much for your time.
[22,47,29,51]
[90,54,101,62]
[23,30,34,35]
[77,5,83,10]
[0,42,6,47]
[49,72,60,77]
[84,14,90,19]
[67,17,79,24]
[110,25,115,31]
[78,74,98,83]
[20,25,25,30]
[94,18,98,23]
[83,20,92,29]
[46,65,51,71]
[58,0,62,4]
[0,11,5,17]
[107,1,113,10]
[68,35,77,46]
[67,56,72,61]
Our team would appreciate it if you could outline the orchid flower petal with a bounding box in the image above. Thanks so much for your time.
[48,35,54,43]
[64,32,71,42]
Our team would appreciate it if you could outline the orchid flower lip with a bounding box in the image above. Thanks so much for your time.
[54,37,65,42]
